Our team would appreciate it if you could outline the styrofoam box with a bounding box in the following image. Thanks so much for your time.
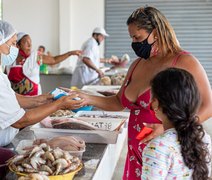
[30,123,121,144]
[15,139,85,160]
[104,68,128,76]
[82,85,120,92]
[74,111,129,131]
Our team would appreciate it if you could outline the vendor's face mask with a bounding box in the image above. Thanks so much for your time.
[1,43,19,66]
[131,31,155,60]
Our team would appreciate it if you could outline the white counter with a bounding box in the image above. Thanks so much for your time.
[92,127,127,180]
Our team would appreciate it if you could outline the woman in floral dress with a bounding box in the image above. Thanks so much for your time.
[76,6,212,179]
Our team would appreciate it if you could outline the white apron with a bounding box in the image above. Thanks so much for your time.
[0,71,25,146]
[6,51,42,95]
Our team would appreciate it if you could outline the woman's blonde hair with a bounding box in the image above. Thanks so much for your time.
[127,6,182,55]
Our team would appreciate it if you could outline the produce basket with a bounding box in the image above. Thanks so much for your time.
[9,163,83,180]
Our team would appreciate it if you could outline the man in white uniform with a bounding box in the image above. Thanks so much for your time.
[71,27,111,88]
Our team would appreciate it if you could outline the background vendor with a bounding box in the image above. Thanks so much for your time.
[71,27,119,88]
[6,32,82,96]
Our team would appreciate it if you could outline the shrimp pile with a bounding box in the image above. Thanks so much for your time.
[7,143,81,176]
[18,173,49,180]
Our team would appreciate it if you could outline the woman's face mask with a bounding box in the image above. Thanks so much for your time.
[1,43,19,66]
[131,31,155,60]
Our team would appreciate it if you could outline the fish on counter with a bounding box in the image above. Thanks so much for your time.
[40,117,96,130]
[33,136,86,151]
[50,110,75,118]
[39,113,126,132]
[51,118,97,130]
[21,136,86,152]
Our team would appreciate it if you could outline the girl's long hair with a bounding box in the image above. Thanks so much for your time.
[151,68,210,180]
[127,6,182,56]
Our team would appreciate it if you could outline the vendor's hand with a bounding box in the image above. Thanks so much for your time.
[109,57,120,65]
[69,50,82,56]
[139,123,164,144]
[36,94,54,105]
[58,87,92,107]
[57,93,84,110]
[96,69,104,78]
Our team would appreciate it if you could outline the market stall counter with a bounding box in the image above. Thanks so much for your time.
[7,121,127,180]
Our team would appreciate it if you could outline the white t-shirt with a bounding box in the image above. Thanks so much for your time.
[142,128,211,179]
[71,37,100,88]
[0,72,25,146]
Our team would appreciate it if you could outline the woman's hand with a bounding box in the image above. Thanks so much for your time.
[139,123,164,144]
[59,87,92,107]
[56,93,84,110]
[77,90,93,106]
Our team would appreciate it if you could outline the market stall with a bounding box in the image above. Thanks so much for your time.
[5,66,129,179]
[6,108,128,179]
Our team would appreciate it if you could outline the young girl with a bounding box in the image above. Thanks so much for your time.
[142,68,211,179]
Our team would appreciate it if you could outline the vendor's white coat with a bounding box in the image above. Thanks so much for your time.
[0,72,25,146]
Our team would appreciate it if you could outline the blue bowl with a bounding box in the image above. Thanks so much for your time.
[72,106,93,113]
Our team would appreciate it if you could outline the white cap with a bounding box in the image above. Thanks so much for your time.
[93,27,109,37]
[17,32,28,43]
[0,20,16,45]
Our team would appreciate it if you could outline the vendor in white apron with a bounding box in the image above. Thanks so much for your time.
[0,21,35,178]
[6,32,82,96]
[0,20,84,144]
[0,21,85,178]
[7,49,41,95]
[71,27,114,89]
[0,21,24,147]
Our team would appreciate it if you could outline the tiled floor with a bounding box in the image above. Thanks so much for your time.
[112,119,212,179]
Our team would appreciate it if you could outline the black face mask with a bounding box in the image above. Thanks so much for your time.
[131,32,155,60]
